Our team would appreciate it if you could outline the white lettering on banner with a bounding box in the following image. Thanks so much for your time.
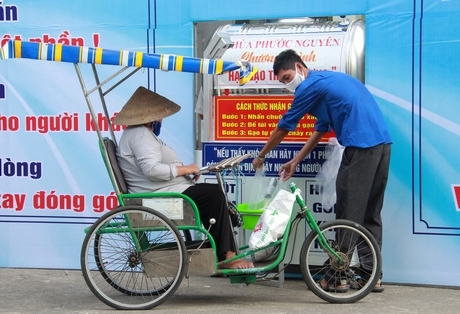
[218,33,346,89]
[302,163,321,173]
[279,150,291,159]
[305,180,335,220]
[304,179,336,254]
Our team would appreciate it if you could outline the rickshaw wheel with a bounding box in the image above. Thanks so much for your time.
[299,219,381,304]
[91,209,192,297]
[81,205,187,310]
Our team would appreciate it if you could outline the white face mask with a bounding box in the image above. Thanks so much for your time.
[284,69,305,92]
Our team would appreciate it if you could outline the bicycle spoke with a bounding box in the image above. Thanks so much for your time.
[81,206,187,310]
[300,220,381,303]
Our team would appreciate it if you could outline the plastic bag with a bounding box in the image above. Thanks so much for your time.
[315,137,345,210]
[248,176,296,262]
[247,168,268,211]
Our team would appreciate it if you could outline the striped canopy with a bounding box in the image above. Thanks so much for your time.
[0,40,257,86]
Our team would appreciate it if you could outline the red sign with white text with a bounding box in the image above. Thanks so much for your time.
[214,95,335,142]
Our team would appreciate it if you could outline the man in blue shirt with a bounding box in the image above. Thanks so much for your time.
[252,49,391,292]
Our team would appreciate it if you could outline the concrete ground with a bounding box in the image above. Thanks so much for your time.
[0,268,458,314]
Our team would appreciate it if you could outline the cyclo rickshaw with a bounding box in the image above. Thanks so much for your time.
[1,40,381,310]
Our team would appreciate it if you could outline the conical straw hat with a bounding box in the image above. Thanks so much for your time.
[113,86,181,126]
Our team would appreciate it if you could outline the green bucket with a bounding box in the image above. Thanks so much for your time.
[237,203,265,230]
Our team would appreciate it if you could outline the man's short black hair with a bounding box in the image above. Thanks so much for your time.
[273,49,308,76]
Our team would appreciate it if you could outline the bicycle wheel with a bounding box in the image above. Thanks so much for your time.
[90,208,192,297]
[300,219,381,303]
[92,234,185,297]
[81,205,187,310]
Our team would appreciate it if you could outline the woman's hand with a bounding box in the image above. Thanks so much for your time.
[187,164,200,174]
[177,164,200,178]
[187,164,201,181]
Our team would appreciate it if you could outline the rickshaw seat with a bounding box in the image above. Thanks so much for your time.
[102,138,128,194]
[100,137,198,226]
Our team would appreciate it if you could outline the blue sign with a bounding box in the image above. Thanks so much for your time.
[202,142,327,177]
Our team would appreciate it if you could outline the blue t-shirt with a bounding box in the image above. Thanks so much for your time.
[278,70,392,148]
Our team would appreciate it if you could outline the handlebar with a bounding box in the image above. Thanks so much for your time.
[197,153,253,174]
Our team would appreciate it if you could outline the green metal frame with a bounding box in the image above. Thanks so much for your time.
[96,135,345,280]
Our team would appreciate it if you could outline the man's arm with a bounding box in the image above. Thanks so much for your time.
[259,127,290,157]
[252,127,289,169]
[279,130,325,180]
[292,130,325,164]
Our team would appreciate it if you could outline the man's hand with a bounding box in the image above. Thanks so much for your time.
[252,157,264,170]
[251,128,289,171]
[279,160,297,181]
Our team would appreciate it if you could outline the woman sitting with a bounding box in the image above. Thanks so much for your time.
[114,86,253,269]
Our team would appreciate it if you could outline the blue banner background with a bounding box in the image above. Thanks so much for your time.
[1,0,460,286]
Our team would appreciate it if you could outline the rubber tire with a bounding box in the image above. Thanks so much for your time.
[81,205,187,310]
[300,219,382,303]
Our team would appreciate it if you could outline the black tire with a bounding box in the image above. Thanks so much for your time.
[92,209,191,296]
[300,219,381,303]
[81,205,187,310]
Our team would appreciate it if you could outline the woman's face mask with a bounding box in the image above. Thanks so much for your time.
[151,121,162,136]
[284,68,305,93]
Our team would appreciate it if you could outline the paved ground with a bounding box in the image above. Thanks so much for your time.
[0,268,459,314]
